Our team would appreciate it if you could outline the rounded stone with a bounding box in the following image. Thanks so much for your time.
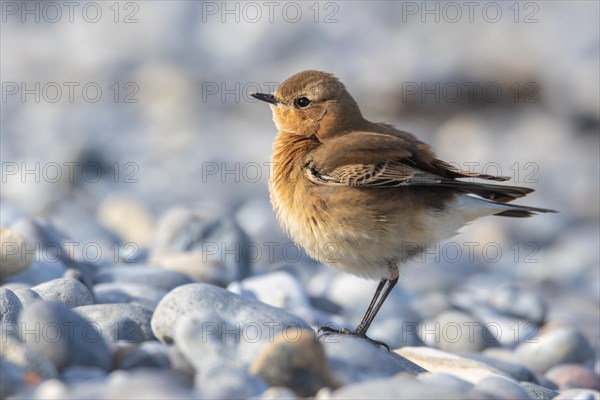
[31,278,93,308]
[18,301,111,371]
[93,282,166,311]
[0,228,32,278]
[473,375,532,399]
[514,327,595,373]
[250,329,338,396]
[74,303,155,344]
[94,265,193,292]
[546,364,600,390]
[488,283,547,325]
[0,288,23,324]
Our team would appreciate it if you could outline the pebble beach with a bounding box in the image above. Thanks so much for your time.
[1,2,599,399]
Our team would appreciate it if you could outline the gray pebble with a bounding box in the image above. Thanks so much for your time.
[74,303,155,344]
[104,368,196,399]
[417,372,474,391]
[116,340,171,370]
[197,364,268,399]
[12,288,43,308]
[514,327,595,373]
[4,259,67,286]
[151,282,310,348]
[520,381,559,400]
[418,310,498,352]
[94,265,193,292]
[0,228,32,278]
[32,278,93,308]
[0,358,26,398]
[93,282,167,310]
[554,389,600,400]
[474,375,532,399]
[322,334,426,385]
[60,366,107,385]
[18,301,111,371]
[152,207,251,281]
[0,333,58,379]
[488,283,547,325]
[459,351,537,382]
[1,287,23,323]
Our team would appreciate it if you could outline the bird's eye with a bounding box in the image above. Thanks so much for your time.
[294,97,311,108]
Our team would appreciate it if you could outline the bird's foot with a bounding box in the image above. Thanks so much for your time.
[317,325,390,350]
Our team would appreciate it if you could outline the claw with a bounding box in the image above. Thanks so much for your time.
[317,325,390,350]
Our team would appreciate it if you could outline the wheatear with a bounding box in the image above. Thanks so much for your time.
[251,70,555,348]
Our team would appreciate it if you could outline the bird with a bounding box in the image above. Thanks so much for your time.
[250,70,556,348]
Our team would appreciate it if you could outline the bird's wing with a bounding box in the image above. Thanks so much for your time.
[303,131,531,202]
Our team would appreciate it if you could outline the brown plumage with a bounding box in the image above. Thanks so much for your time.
[251,70,556,347]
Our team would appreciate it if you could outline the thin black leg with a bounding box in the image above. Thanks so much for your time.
[354,277,398,336]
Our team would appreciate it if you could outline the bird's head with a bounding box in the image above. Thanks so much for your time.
[251,70,363,140]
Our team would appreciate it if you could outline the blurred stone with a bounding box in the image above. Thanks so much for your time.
[93,282,166,310]
[418,310,498,352]
[554,389,600,400]
[60,366,107,385]
[0,358,26,399]
[149,252,238,286]
[104,368,196,399]
[94,265,193,291]
[116,340,171,370]
[12,288,43,308]
[459,351,537,382]
[417,372,474,391]
[31,278,93,308]
[250,330,338,396]
[4,259,67,286]
[396,346,509,384]
[1,287,23,323]
[546,364,600,391]
[152,206,251,280]
[196,363,268,399]
[323,334,426,385]
[228,270,310,310]
[473,375,532,400]
[488,283,547,326]
[1,333,58,379]
[75,303,155,345]
[514,327,595,373]
[97,195,156,247]
[520,382,560,400]
[18,301,111,371]
[1,227,33,278]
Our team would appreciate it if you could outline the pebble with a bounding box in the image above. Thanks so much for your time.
[12,288,43,308]
[0,227,33,278]
[152,207,251,280]
[554,389,600,400]
[18,301,112,371]
[93,282,166,310]
[418,309,498,352]
[116,340,171,370]
[96,194,156,247]
[520,381,560,400]
[60,366,107,385]
[396,346,509,384]
[1,333,58,379]
[196,364,268,399]
[0,358,26,398]
[546,364,600,390]
[228,270,311,310]
[74,303,155,344]
[417,372,474,391]
[104,368,196,399]
[151,283,310,349]
[322,334,426,385]
[149,252,239,286]
[4,259,67,286]
[473,375,533,400]
[459,351,537,382]
[1,287,23,323]
[93,265,193,292]
[250,329,338,396]
[513,326,595,373]
[488,283,547,325]
[31,278,93,308]
[329,374,486,399]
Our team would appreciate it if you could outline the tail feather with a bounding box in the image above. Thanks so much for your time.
[436,180,535,203]
[494,203,557,218]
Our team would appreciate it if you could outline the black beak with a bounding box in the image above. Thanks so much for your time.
[250,92,279,105]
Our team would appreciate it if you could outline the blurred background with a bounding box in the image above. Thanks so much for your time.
[2,1,598,349]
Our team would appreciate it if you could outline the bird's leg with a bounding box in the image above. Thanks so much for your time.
[354,277,398,336]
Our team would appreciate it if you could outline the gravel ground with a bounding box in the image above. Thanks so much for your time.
[1,1,598,399]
